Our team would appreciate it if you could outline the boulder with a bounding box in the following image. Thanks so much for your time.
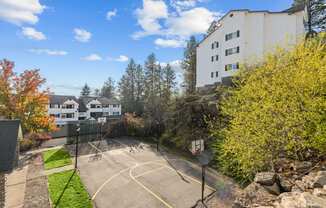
[292,180,306,192]
[254,172,276,186]
[291,161,312,173]
[300,192,326,207]
[279,192,302,208]
[263,183,281,195]
[313,188,326,198]
[278,175,293,192]
[313,171,326,188]
[302,172,317,189]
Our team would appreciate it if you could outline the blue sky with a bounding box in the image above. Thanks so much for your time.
[0,0,293,96]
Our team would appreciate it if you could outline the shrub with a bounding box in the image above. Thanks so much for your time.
[20,132,52,152]
[106,113,146,137]
[210,34,326,183]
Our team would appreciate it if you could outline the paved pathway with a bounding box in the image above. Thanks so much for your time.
[5,166,28,208]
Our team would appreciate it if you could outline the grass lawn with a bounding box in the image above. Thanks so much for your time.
[42,148,72,170]
[48,170,92,208]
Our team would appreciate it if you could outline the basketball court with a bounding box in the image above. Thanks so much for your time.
[66,138,221,208]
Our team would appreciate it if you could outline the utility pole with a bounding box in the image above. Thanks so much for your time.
[201,165,206,204]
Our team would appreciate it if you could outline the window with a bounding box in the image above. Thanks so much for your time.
[211,56,214,62]
[215,71,218,77]
[113,112,120,116]
[215,55,219,61]
[49,104,59,108]
[215,42,219,48]
[90,104,96,108]
[61,113,74,119]
[113,104,118,108]
[211,72,214,78]
[225,46,240,56]
[225,63,239,71]
[211,43,214,49]
[63,104,74,109]
[225,30,240,41]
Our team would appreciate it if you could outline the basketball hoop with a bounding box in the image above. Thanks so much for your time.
[190,139,204,156]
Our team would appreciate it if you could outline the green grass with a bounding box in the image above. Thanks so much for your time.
[42,148,72,170]
[48,170,92,208]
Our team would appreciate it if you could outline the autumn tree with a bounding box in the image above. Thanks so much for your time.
[101,77,115,98]
[182,36,197,95]
[80,83,91,96]
[0,59,56,133]
[210,34,326,182]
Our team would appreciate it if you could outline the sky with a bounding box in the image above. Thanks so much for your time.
[0,0,294,96]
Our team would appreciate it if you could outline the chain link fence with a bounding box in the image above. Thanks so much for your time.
[0,173,6,208]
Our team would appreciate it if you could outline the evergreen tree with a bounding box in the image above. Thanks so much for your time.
[182,36,197,95]
[134,64,145,115]
[162,64,176,104]
[101,77,115,98]
[293,0,326,32]
[93,88,100,96]
[80,83,91,96]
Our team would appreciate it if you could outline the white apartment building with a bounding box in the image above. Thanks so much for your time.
[196,6,305,88]
[48,95,79,125]
[48,95,122,125]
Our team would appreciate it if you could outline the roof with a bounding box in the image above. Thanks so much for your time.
[0,120,21,172]
[49,95,78,104]
[197,6,305,46]
[79,96,120,106]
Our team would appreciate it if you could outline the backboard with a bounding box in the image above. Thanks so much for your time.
[190,139,204,155]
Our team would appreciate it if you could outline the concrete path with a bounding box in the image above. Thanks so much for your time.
[5,166,28,208]
[44,164,74,176]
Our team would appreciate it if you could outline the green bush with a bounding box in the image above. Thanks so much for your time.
[210,34,326,183]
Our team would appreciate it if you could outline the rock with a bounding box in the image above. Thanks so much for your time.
[313,171,326,188]
[300,192,326,207]
[255,172,276,186]
[292,180,306,192]
[302,173,317,189]
[313,188,326,198]
[263,183,281,195]
[278,175,293,192]
[279,192,302,208]
[291,161,312,173]
[324,185,326,190]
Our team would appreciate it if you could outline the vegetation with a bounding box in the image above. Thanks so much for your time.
[0,59,56,133]
[182,36,197,95]
[80,83,91,96]
[48,170,92,208]
[43,148,72,170]
[100,77,115,98]
[210,34,326,183]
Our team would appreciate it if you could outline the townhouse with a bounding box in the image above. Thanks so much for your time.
[48,95,121,125]
[196,5,306,89]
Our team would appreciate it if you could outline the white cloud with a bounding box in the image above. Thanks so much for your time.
[0,0,45,25]
[22,27,46,40]
[82,54,102,61]
[133,0,221,48]
[166,7,218,37]
[116,55,129,62]
[133,0,168,39]
[160,59,182,73]
[29,49,68,56]
[74,28,91,42]
[154,38,185,48]
[106,9,117,20]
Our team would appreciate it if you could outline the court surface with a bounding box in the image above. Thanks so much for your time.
[66,138,232,208]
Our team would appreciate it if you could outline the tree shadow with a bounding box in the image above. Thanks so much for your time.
[44,149,70,164]
[54,170,76,208]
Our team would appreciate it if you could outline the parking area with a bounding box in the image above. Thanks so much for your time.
[66,138,224,208]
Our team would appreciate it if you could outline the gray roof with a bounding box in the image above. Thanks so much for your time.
[79,96,120,105]
[0,120,21,172]
[49,95,78,104]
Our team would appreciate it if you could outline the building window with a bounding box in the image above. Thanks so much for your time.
[225,46,240,56]
[113,112,120,116]
[225,63,239,71]
[215,71,218,77]
[113,104,118,108]
[211,72,214,78]
[61,113,74,119]
[90,104,96,108]
[211,56,214,62]
[63,104,74,109]
[211,43,214,49]
[49,104,59,108]
[215,42,219,48]
[215,55,219,61]
[225,30,240,41]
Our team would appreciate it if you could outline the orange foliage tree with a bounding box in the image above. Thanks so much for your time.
[0,59,56,133]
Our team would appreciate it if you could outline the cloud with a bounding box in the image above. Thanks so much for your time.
[166,7,218,37]
[154,38,185,48]
[74,28,91,42]
[133,0,221,47]
[108,55,129,62]
[29,49,68,56]
[106,9,117,20]
[22,27,46,40]
[160,59,183,73]
[133,0,168,39]
[82,54,102,61]
[0,0,45,25]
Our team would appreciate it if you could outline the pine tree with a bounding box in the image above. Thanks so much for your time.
[162,64,176,104]
[93,88,100,96]
[293,0,326,32]
[81,83,91,96]
[101,77,115,98]
[182,36,197,95]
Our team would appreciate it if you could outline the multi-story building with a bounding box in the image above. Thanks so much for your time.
[48,95,122,125]
[196,6,305,89]
[48,95,79,126]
